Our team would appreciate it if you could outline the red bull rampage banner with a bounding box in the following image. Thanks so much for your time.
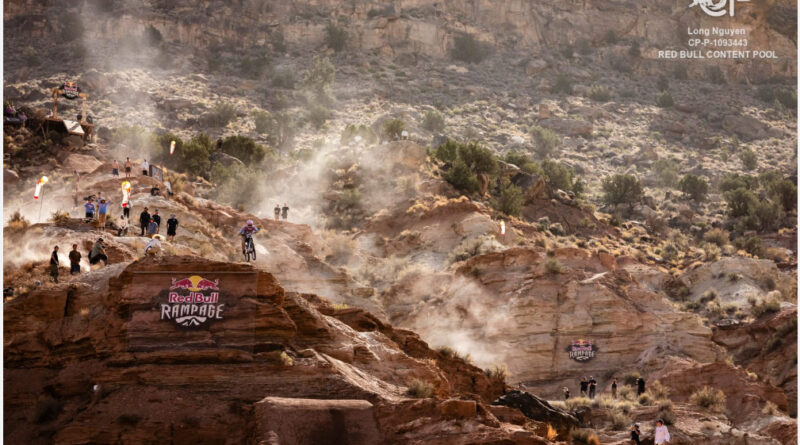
[162,275,224,327]
[566,339,598,362]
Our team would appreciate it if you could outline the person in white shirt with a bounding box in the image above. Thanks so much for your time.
[654,419,670,444]
[144,235,162,256]
[142,159,149,176]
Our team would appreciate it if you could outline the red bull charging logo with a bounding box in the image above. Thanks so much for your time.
[566,339,598,362]
[161,275,223,327]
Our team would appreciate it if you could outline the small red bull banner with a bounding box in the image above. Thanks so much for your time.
[61,81,80,99]
[161,275,224,327]
[566,339,598,362]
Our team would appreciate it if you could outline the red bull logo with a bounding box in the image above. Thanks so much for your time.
[161,275,223,328]
[567,339,597,362]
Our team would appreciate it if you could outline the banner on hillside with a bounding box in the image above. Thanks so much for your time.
[566,339,598,362]
[60,81,81,99]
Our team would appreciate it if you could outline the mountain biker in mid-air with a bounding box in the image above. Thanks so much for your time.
[239,220,259,255]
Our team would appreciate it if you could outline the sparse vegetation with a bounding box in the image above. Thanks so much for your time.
[588,84,611,102]
[609,409,631,430]
[530,125,561,159]
[219,135,270,166]
[545,258,563,274]
[485,364,508,383]
[422,110,445,132]
[205,102,238,128]
[381,119,407,141]
[602,174,644,209]
[324,22,348,52]
[690,386,727,413]
[656,91,674,108]
[451,33,485,63]
[739,149,758,171]
[751,298,781,318]
[570,428,600,445]
[307,104,330,129]
[551,74,573,95]
[448,234,503,264]
[491,181,524,217]
[679,174,708,202]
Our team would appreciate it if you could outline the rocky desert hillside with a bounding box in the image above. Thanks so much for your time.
[4,0,798,444]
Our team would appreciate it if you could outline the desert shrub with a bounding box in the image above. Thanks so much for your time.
[656,91,674,108]
[768,179,797,212]
[237,55,270,79]
[271,68,296,89]
[758,86,797,109]
[648,381,671,400]
[588,84,611,102]
[609,410,631,430]
[551,74,573,95]
[209,163,262,209]
[570,428,600,445]
[652,158,680,187]
[541,159,576,192]
[753,200,781,232]
[485,364,508,383]
[752,298,781,318]
[545,258,563,274]
[708,66,726,83]
[220,135,270,166]
[690,386,726,412]
[307,104,330,129]
[445,158,480,194]
[679,174,708,202]
[658,403,677,425]
[565,397,592,411]
[724,188,758,218]
[143,24,163,46]
[422,110,445,132]
[762,401,780,416]
[33,397,61,423]
[622,372,641,386]
[602,174,643,208]
[719,173,758,193]
[661,242,679,261]
[407,379,434,398]
[448,234,503,263]
[530,125,561,159]
[50,211,70,225]
[491,182,524,217]
[451,33,485,63]
[206,102,237,128]
[303,55,336,104]
[252,110,271,134]
[703,228,730,246]
[504,151,541,175]
[739,149,758,171]
[381,119,406,141]
[700,289,718,304]
[638,392,653,405]
[324,22,347,52]
[23,46,41,66]
[683,301,701,311]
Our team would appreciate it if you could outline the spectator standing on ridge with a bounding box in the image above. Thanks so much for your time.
[111,160,120,177]
[630,424,641,445]
[217,137,223,151]
[563,387,570,400]
[152,209,161,232]
[122,201,130,219]
[166,214,178,241]
[141,159,149,176]
[637,377,646,397]
[139,207,151,236]
[274,204,281,220]
[89,238,108,266]
[69,244,81,275]
[147,218,158,237]
[97,198,109,231]
[611,378,618,399]
[124,158,132,178]
[588,376,597,399]
[49,246,60,283]
[579,377,588,398]
[654,419,670,445]
[281,203,289,220]
[117,214,128,236]
[84,200,96,222]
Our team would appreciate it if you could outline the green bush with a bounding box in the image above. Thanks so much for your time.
[205,102,237,128]
[622,372,641,386]
[545,258,563,274]
[422,110,445,132]
[504,151,541,175]
[602,174,644,208]
[754,201,781,232]
[452,33,485,63]
[238,55,271,79]
[491,182,524,217]
[690,386,726,412]
[458,142,498,176]
[739,149,758,171]
[445,158,480,194]
[656,91,674,108]
[588,84,611,102]
[652,158,680,187]
[679,174,708,202]
[733,236,763,257]
[609,410,631,430]
[752,298,781,318]
[541,159,577,193]
[209,163,263,209]
[220,135,270,165]
[719,173,758,193]
[703,228,730,246]
[530,125,561,159]
[551,74,573,95]
[381,119,406,141]
[179,134,213,178]
[143,24,163,46]
[253,111,295,149]
[325,22,348,52]
[307,104,330,129]
[768,178,797,211]
[724,188,758,218]
[303,55,336,104]
[340,124,378,145]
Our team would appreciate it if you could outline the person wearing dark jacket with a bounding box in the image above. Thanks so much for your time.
[588,376,597,399]
[139,208,151,236]
[563,387,570,400]
[630,424,641,444]
[579,377,589,397]
[152,209,161,232]
[69,244,81,275]
[611,378,618,399]
[49,246,60,283]
[637,377,646,396]
[166,214,179,241]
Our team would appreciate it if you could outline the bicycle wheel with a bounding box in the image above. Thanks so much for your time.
[251,244,257,261]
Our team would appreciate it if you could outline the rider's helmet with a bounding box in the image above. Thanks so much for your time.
[246,220,254,226]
